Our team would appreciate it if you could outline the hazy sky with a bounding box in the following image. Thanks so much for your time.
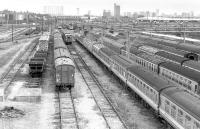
[1,0,200,16]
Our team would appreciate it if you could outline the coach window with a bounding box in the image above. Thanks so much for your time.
[134,76,137,82]
[137,79,140,88]
[195,85,198,93]
[155,93,158,103]
[174,75,178,82]
[171,104,177,119]
[143,84,146,92]
[169,72,173,79]
[177,109,184,125]
[123,70,126,77]
[144,62,146,67]
[150,89,153,100]
[172,73,175,81]
[129,73,131,78]
[185,115,192,129]
[135,78,139,86]
[140,81,143,87]
[193,121,200,129]
[165,100,170,114]
[129,74,132,81]
[134,77,137,87]
[131,76,135,84]
[146,86,149,96]
[179,80,183,85]
[137,79,139,85]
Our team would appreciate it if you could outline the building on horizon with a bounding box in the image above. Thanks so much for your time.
[156,9,159,17]
[103,10,111,18]
[124,12,132,17]
[114,3,120,18]
[43,6,64,16]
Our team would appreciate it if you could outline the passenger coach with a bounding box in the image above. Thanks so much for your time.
[76,32,200,129]
[54,31,75,89]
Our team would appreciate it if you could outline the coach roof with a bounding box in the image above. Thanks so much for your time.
[160,62,200,83]
[128,66,171,91]
[162,87,200,121]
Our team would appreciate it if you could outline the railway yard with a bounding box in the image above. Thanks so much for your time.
[0,20,200,129]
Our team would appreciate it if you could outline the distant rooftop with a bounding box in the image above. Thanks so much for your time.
[137,16,200,21]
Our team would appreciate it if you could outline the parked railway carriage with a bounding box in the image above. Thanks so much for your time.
[83,38,97,52]
[106,49,200,129]
[65,33,73,45]
[155,51,190,65]
[111,55,134,82]
[101,36,125,54]
[54,56,75,88]
[183,60,200,73]
[76,34,200,129]
[160,87,200,129]
[138,45,159,55]
[54,48,71,60]
[29,58,45,76]
[39,34,50,44]
[54,31,75,89]
[157,41,199,61]
[146,43,188,58]
[120,44,200,96]
[54,47,74,88]
[98,47,117,68]
[87,32,200,77]
[135,52,164,73]
[159,62,200,96]
[92,43,105,57]
[133,34,199,60]
[75,35,84,44]
[29,33,50,77]
[129,45,200,78]
[54,33,66,50]
[127,66,172,110]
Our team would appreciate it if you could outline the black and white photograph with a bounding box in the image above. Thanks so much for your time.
[0,0,200,129]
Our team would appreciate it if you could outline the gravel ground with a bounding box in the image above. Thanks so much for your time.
[73,70,109,129]
[0,37,42,129]
[74,42,166,129]
[0,38,37,77]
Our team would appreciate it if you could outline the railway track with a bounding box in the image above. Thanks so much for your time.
[67,44,128,129]
[57,90,79,129]
[0,37,39,99]
[50,37,79,129]
[0,34,40,43]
